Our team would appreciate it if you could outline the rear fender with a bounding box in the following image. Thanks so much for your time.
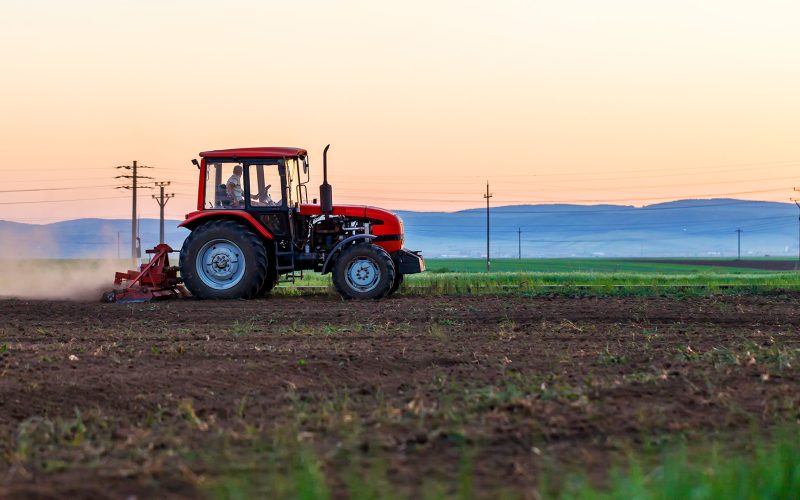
[179,211,274,240]
[321,234,377,274]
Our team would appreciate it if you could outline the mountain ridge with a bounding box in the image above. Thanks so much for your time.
[1,199,797,258]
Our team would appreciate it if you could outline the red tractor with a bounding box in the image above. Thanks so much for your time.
[170,145,424,300]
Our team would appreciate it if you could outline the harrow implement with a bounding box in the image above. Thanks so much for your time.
[102,244,188,303]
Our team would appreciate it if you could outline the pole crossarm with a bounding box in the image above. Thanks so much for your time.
[151,193,175,206]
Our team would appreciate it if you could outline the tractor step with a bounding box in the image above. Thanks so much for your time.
[278,269,303,284]
[275,243,303,283]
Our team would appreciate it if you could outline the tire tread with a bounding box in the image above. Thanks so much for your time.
[332,243,395,300]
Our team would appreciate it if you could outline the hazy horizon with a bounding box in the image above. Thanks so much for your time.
[2,198,797,260]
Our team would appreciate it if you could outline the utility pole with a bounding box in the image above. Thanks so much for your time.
[484,182,492,272]
[117,231,121,260]
[116,161,153,265]
[152,181,175,244]
[735,228,742,260]
[518,227,522,260]
[792,192,800,263]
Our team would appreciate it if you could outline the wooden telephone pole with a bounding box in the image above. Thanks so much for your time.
[152,181,175,244]
[735,228,742,260]
[116,161,153,265]
[484,182,492,272]
[792,188,800,263]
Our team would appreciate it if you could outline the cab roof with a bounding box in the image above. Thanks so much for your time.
[199,147,307,159]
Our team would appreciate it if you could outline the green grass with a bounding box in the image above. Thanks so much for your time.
[424,258,782,274]
[268,258,800,298]
[561,426,800,500]
[279,268,800,297]
[209,425,800,499]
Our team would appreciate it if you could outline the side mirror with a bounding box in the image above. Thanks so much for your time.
[302,157,309,174]
[191,159,200,169]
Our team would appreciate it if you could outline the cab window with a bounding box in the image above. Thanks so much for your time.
[204,161,245,209]
[246,163,283,208]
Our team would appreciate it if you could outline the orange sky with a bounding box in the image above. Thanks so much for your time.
[1,1,799,223]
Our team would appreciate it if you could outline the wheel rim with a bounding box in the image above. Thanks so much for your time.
[196,239,246,290]
[345,257,381,293]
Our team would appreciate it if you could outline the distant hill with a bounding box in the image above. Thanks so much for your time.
[397,199,799,258]
[1,199,797,259]
[0,218,190,259]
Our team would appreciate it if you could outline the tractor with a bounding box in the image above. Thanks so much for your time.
[170,145,424,300]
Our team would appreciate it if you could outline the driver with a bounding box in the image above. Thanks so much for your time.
[226,165,244,207]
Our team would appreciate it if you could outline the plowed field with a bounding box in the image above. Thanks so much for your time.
[1,295,799,498]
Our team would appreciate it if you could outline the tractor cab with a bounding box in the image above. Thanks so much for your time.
[202,155,308,210]
[172,146,425,301]
[196,148,308,244]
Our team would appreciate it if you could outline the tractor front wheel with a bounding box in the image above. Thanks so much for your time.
[179,220,269,300]
[332,244,395,300]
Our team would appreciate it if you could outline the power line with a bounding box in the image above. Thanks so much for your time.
[4,166,117,172]
[0,184,120,193]
[323,160,800,180]
[333,187,787,205]
[0,195,129,205]
[334,175,800,194]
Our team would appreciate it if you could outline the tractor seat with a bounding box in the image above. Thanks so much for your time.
[215,184,232,208]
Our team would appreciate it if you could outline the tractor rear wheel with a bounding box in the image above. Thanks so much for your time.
[332,244,395,300]
[179,220,269,300]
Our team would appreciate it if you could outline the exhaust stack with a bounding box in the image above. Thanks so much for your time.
[320,144,333,218]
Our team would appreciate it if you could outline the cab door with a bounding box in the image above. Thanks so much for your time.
[243,160,292,241]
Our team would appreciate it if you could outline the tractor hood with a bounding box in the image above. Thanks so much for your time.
[299,204,404,237]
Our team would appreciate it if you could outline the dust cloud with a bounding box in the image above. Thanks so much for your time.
[0,227,129,301]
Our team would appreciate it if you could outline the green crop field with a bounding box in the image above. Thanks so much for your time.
[423,258,777,274]
[278,258,800,298]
